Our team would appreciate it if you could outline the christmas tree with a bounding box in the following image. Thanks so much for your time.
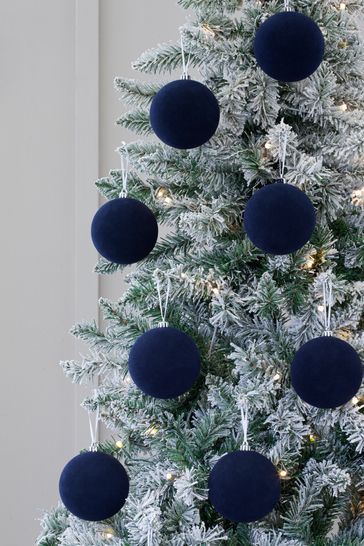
[38,1,364,545]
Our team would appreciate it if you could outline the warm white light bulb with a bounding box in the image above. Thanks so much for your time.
[146,425,159,436]
[101,527,116,539]
[339,102,348,112]
[352,396,359,406]
[265,141,272,150]
[115,440,124,449]
[339,2,346,10]
[279,469,288,478]
[273,373,281,381]
[166,472,174,480]
[156,187,167,199]
[317,305,325,312]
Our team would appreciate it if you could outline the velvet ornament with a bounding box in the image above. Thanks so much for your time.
[254,11,325,82]
[150,79,220,149]
[59,451,129,521]
[208,450,280,523]
[243,181,316,255]
[128,326,200,399]
[91,197,158,265]
[291,336,363,409]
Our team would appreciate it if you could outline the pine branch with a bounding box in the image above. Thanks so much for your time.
[114,77,161,107]
[116,110,152,135]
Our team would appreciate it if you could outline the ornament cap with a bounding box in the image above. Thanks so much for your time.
[158,320,169,328]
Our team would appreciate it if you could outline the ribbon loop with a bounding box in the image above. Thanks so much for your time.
[278,118,288,181]
[180,31,191,79]
[240,399,249,451]
[154,270,171,328]
[118,142,129,198]
[322,274,333,336]
[88,405,100,452]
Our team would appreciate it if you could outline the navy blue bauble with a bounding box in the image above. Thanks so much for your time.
[243,181,316,255]
[59,451,129,521]
[208,450,280,523]
[91,197,158,265]
[254,12,325,82]
[128,326,201,399]
[150,79,220,149]
[291,336,363,409]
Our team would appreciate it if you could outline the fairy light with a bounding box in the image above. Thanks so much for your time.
[156,187,167,199]
[100,526,116,539]
[273,373,281,381]
[339,2,346,10]
[180,272,187,279]
[302,253,315,270]
[336,328,352,341]
[201,23,216,37]
[145,425,159,437]
[339,102,348,112]
[265,141,273,150]
[166,472,174,480]
[352,396,360,406]
[212,287,220,296]
[164,196,173,205]
[279,469,288,478]
[115,440,124,449]
[317,304,325,313]
[309,434,316,443]
[339,39,348,49]
[352,186,364,206]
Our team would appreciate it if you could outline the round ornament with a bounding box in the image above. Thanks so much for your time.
[128,326,201,399]
[291,336,363,409]
[91,197,158,265]
[208,450,280,523]
[59,451,129,521]
[243,181,316,255]
[150,79,220,149]
[253,11,325,82]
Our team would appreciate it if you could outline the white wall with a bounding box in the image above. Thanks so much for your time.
[0,1,98,544]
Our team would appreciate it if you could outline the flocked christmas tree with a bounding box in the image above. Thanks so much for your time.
[38,1,364,545]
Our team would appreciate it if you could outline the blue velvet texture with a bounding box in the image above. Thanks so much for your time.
[243,181,316,255]
[150,79,220,149]
[91,197,158,265]
[128,326,201,399]
[59,451,129,521]
[291,336,363,409]
[208,450,281,523]
[254,12,325,82]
